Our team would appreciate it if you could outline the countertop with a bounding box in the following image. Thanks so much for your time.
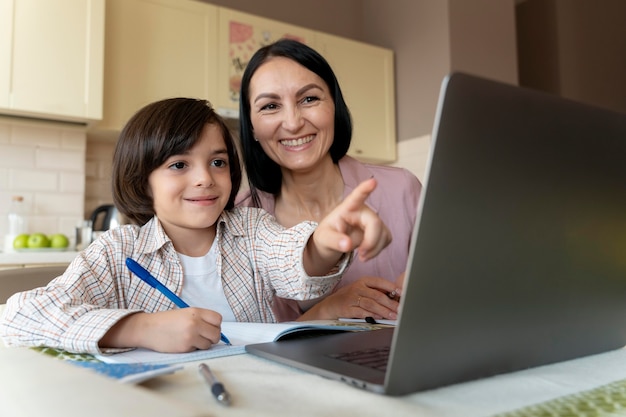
[0,250,79,267]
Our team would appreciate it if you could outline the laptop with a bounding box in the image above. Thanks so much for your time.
[246,72,626,396]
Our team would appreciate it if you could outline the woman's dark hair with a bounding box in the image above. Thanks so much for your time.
[239,38,352,198]
[112,98,242,225]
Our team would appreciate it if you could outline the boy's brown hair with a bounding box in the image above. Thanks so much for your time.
[112,98,242,225]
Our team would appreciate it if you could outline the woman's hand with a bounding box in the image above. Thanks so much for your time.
[298,276,402,321]
[100,308,223,353]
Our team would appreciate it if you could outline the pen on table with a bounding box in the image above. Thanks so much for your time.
[125,257,232,346]
[198,363,231,406]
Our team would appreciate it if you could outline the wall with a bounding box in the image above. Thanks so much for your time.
[363,0,518,140]
[517,0,626,114]
[390,135,433,185]
[84,139,116,219]
[0,117,86,246]
[200,0,365,40]
[362,1,451,142]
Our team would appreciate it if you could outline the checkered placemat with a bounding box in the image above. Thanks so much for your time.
[494,378,626,417]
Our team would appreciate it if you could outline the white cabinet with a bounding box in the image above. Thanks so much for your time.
[315,33,397,164]
[0,0,104,123]
[215,7,317,117]
[95,0,218,132]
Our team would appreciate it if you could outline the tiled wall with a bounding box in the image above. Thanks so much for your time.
[390,135,432,185]
[0,117,87,242]
[84,137,116,220]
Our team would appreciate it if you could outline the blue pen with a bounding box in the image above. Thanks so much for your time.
[126,257,232,346]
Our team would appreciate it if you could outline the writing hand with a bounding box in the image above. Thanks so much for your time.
[100,308,223,353]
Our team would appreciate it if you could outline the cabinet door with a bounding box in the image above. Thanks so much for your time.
[96,0,218,132]
[0,0,13,109]
[216,7,316,117]
[7,0,104,122]
[316,33,397,164]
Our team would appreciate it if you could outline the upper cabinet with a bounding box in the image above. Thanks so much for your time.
[315,33,397,164]
[88,1,397,164]
[94,0,218,132]
[215,8,316,118]
[0,0,104,123]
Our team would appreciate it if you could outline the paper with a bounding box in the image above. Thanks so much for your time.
[96,344,246,365]
[96,320,378,365]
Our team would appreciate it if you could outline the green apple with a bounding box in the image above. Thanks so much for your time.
[27,233,50,248]
[13,234,30,249]
[49,233,69,249]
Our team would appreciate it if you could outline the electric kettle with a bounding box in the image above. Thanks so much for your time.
[89,204,129,231]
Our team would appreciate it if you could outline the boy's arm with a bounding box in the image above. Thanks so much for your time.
[303,178,391,276]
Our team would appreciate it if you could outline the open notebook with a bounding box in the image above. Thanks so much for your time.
[95,320,382,365]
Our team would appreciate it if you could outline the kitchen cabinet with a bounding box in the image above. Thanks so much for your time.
[0,0,104,123]
[315,33,397,164]
[215,7,317,118]
[91,1,397,164]
[94,0,218,132]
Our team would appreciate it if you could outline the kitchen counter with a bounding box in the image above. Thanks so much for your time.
[0,250,79,268]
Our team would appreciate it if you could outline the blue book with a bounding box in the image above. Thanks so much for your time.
[31,346,183,384]
[69,361,184,384]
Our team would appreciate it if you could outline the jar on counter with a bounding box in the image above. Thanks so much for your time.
[4,195,29,253]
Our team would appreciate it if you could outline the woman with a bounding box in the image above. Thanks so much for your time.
[236,39,422,322]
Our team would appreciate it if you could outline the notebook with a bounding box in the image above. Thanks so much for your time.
[245,72,626,396]
[94,320,378,365]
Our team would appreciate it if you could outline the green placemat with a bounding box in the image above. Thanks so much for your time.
[494,378,626,417]
[30,346,183,383]
[31,346,99,362]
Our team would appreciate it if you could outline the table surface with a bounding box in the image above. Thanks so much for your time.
[3,303,626,417]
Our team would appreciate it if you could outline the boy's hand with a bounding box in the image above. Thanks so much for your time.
[100,308,223,352]
[312,178,391,267]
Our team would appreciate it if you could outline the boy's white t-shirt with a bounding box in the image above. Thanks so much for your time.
[178,240,237,322]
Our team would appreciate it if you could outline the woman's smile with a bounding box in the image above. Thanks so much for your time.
[280,134,315,148]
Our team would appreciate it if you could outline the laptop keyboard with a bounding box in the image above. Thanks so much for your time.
[328,346,390,372]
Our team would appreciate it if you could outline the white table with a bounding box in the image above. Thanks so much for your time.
[2,303,626,417]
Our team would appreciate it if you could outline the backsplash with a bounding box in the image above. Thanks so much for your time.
[389,134,431,184]
[84,138,116,221]
[0,117,87,243]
